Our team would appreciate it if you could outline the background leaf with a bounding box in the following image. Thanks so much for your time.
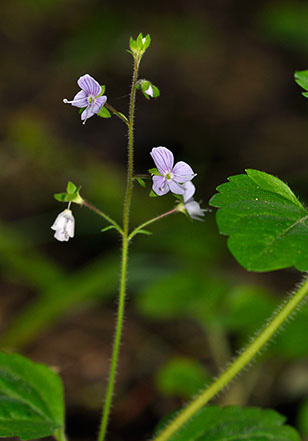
[0,352,65,440]
[155,358,210,399]
[161,406,300,441]
[209,169,308,272]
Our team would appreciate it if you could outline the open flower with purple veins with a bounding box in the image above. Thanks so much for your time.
[63,74,107,124]
[150,147,196,196]
[51,209,75,242]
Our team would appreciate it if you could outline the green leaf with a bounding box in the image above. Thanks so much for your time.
[136,229,152,236]
[66,181,77,194]
[151,84,160,97]
[209,169,308,272]
[54,193,67,202]
[149,189,158,197]
[118,112,128,123]
[101,225,116,233]
[135,177,146,188]
[161,406,300,441]
[297,399,308,438]
[0,352,65,440]
[295,70,308,92]
[148,167,160,176]
[97,106,111,118]
[156,358,210,399]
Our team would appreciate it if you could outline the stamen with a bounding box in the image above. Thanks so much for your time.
[63,97,87,104]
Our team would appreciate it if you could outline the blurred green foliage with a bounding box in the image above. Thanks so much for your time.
[1,1,308,439]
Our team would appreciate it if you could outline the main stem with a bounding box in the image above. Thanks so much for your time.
[152,275,308,441]
[97,57,140,441]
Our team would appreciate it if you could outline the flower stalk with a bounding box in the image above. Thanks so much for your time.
[128,207,178,241]
[81,200,123,234]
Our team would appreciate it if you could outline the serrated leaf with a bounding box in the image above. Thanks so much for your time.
[209,169,308,272]
[135,177,146,188]
[303,91,308,98]
[101,225,116,233]
[97,106,111,118]
[137,229,152,236]
[295,70,308,92]
[0,352,65,440]
[161,406,300,441]
[66,181,77,194]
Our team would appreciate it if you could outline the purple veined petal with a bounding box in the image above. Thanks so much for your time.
[78,74,101,97]
[81,104,96,124]
[63,90,88,108]
[92,95,107,114]
[168,179,185,195]
[172,161,195,183]
[185,200,205,221]
[183,181,196,203]
[152,175,170,196]
[150,147,174,175]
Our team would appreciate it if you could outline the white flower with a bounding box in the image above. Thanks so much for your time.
[145,84,153,97]
[182,181,205,221]
[51,209,75,242]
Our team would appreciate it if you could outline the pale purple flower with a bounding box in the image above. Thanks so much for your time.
[63,74,107,124]
[150,147,196,196]
[51,209,75,242]
[182,181,205,221]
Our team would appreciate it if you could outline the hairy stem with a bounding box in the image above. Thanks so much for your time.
[128,207,178,241]
[97,56,140,441]
[152,275,308,441]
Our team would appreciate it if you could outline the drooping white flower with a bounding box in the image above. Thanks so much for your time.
[51,209,75,242]
[182,181,205,221]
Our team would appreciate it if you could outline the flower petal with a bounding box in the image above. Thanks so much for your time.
[173,161,195,183]
[92,95,107,114]
[81,105,96,122]
[54,229,70,242]
[150,147,174,175]
[185,200,205,221]
[152,175,169,196]
[183,181,196,202]
[67,90,88,108]
[78,74,101,97]
[168,179,185,195]
[145,85,153,97]
[66,219,75,238]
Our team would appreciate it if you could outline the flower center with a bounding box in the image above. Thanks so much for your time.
[165,171,173,180]
[88,94,96,104]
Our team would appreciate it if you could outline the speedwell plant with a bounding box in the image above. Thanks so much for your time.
[0,33,308,441]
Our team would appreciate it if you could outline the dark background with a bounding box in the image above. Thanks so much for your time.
[1,1,308,440]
